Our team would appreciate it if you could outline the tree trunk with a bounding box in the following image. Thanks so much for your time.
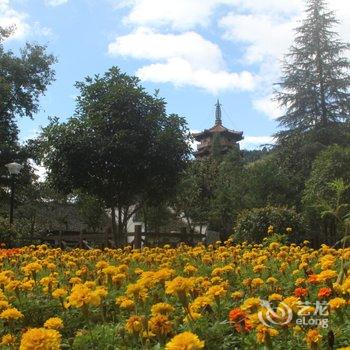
[117,205,123,246]
[111,207,117,243]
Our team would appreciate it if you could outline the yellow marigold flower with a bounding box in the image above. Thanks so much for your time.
[328,297,346,311]
[47,263,56,270]
[148,314,172,336]
[251,278,264,288]
[21,280,35,291]
[5,280,21,292]
[253,264,266,273]
[0,307,23,320]
[151,302,175,316]
[269,242,280,250]
[337,347,350,350]
[116,296,135,310]
[102,266,119,276]
[242,278,251,287]
[266,277,278,284]
[95,286,108,298]
[84,281,96,289]
[318,269,338,282]
[299,262,308,270]
[126,283,148,301]
[293,325,303,335]
[165,331,205,350]
[190,295,214,313]
[282,296,300,312]
[1,334,15,346]
[268,293,283,302]
[112,273,126,284]
[165,276,194,297]
[305,329,322,349]
[19,328,61,350]
[206,284,227,298]
[0,300,10,309]
[69,277,82,285]
[44,317,64,330]
[256,325,279,344]
[280,262,289,272]
[184,264,197,275]
[95,260,109,270]
[231,291,244,300]
[241,297,261,311]
[67,284,102,308]
[125,315,144,334]
[52,288,67,299]
[295,278,305,286]
[22,262,42,276]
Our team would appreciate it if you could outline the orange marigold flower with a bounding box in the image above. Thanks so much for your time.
[294,287,308,298]
[228,308,253,333]
[307,274,319,285]
[318,287,332,299]
[229,308,246,323]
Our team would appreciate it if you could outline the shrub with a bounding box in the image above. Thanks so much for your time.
[0,216,18,247]
[233,206,304,243]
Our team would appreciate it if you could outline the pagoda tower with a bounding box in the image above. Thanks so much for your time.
[193,100,243,158]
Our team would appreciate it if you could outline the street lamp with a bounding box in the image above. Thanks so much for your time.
[5,162,23,225]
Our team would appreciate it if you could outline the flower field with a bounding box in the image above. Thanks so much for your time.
[0,241,349,349]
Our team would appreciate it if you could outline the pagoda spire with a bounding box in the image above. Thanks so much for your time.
[215,99,222,125]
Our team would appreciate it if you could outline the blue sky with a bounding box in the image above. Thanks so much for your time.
[2,0,350,149]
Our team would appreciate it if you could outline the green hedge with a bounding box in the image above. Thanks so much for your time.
[233,206,304,243]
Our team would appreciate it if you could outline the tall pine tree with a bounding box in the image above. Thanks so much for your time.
[275,0,350,142]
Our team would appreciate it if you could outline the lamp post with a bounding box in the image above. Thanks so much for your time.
[5,162,23,225]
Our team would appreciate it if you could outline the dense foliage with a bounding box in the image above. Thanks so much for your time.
[233,207,304,244]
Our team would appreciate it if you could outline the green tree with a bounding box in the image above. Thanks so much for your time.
[0,26,56,215]
[245,154,296,208]
[36,67,191,244]
[209,149,248,239]
[275,0,350,138]
[273,0,350,207]
[302,145,350,244]
[0,27,56,162]
[76,193,107,233]
[174,149,248,239]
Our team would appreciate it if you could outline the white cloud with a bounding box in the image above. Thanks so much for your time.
[240,135,275,150]
[45,0,68,6]
[109,28,256,93]
[253,95,282,120]
[220,13,299,64]
[115,0,350,116]
[0,0,29,39]
[219,0,350,118]
[137,58,255,93]
[122,0,219,30]
[120,0,303,31]
[0,0,52,40]
[108,28,224,70]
